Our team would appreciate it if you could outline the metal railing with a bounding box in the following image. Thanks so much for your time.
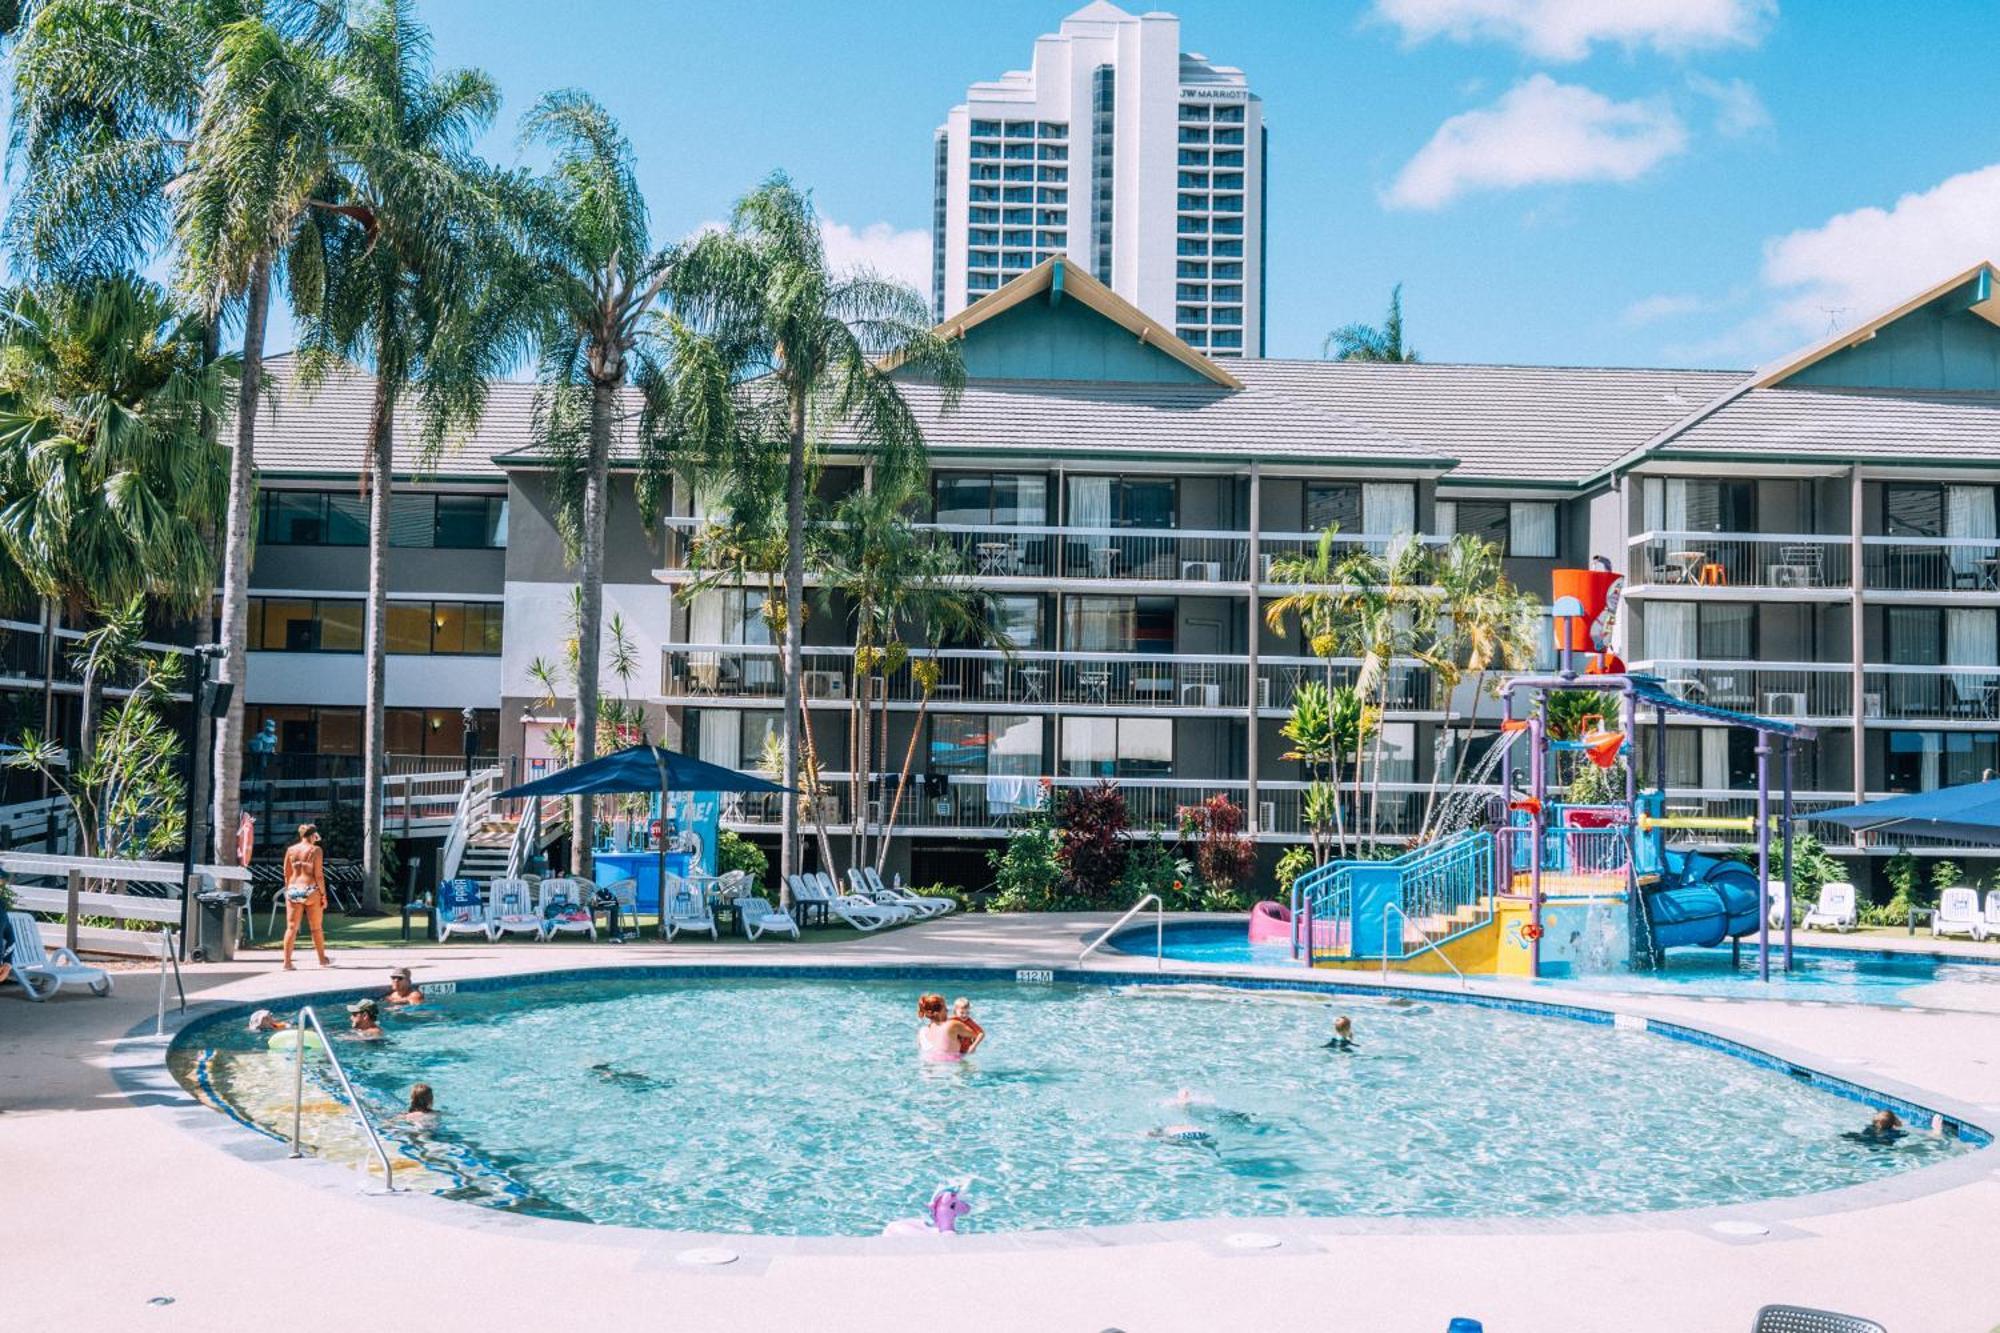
[289,1005,397,1192]
[439,767,500,880]
[1630,661,1852,720]
[1079,893,1163,971]
[153,926,184,1037]
[506,795,542,879]
[1626,532,1850,589]
[1863,666,2000,722]
[1380,901,1467,988]
[1862,536,2000,592]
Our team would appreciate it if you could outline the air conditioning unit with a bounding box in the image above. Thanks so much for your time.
[1259,800,1277,831]
[1762,691,1805,717]
[1862,691,1883,719]
[1182,682,1222,707]
[1182,560,1223,582]
[805,669,846,699]
[1257,676,1273,708]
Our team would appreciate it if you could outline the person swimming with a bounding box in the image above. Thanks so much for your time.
[1325,1014,1357,1052]
[952,997,986,1055]
[1844,1109,1907,1145]
[399,1083,438,1127]
[346,998,385,1041]
[917,993,976,1064]
[384,967,424,1007]
[590,1063,672,1092]
[246,1008,289,1034]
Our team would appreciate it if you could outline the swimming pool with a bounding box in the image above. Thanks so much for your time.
[1118,919,2000,1006]
[173,972,1974,1236]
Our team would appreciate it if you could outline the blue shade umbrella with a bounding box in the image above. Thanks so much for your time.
[498,746,789,928]
[1812,780,2000,846]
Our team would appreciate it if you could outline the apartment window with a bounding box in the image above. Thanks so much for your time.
[247,598,501,655]
[1210,330,1243,350]
[1064,596,1173,654]
[1311,482,1418,537]
[1210,308,1241,327]
[246,705,497,759]
[933,473,1048,527]
[1061,716,1172,779]
[259,491,364,545]
[1176,239,1209,257]
[1304,483,1361,533]
[1091,63,1115,284]
[1067,476,1175,529]
[1887,731,1999,793]
[1212,261,1243,279]
[930,714,1043,776]
[1212,239,1243,257]
[988,595,1042,651]
[1886,606,1997,666]
[1178,103,1211,122]
[1436,500,1557,557]
[1884,482,1997,539]
[1643,602,1754,661]
[259,490,506,549]
[1212,284,1242,303]
[1176,261,1208,278]
[690,708,779,771]
[1215,104,1245,124]
[1641,478,1755,533]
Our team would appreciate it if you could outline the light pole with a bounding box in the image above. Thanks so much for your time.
[179,643,230,959]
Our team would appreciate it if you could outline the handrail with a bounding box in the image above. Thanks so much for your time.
[153,926,184,1036]
[505,795,541,880]
[289,1005,397,1192]
[1380,901,1467,989]
[440,766,500,880]
[1079,893,1163,971]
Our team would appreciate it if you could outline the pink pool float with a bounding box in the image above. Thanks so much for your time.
[1249,899,1347,952]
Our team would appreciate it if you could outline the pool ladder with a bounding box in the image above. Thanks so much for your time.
[1078,893,1164,971]
[289,1005,398,1191]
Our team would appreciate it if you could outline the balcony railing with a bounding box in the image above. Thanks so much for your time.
[1627,532,1850,590]
[663,646,1437,714]
[1862,536,2000,592]
[1631,661,1851,721]
[1862,666,2000,723]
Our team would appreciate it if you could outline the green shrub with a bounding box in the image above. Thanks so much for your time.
[1121,831,1195,909]
[987,807,1068,913]
[717,830,768,889]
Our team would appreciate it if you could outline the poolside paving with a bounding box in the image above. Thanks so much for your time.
[4,913,1998,1332]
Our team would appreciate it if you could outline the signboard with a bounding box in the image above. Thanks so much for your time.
[663,790,722,878]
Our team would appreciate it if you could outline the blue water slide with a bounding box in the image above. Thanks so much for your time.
[1643,850,1764,949]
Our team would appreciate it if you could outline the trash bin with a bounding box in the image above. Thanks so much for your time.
[195,889,244,962]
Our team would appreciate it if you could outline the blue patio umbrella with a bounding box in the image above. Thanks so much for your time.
[497,745,789,925]
[1811,780,2000,846]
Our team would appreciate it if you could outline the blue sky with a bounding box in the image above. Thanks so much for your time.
[337,2,2000,368]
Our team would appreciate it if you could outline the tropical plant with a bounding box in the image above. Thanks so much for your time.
[986,798,1064,913]
[1057,780,1129,905]
[293,0,516,909]
[1180,794,1256,904]
[672,174,965,885]
[1274,844,1315,897]
[1324,283,1419,363]
[1279,679,1370,861]
[716,829,768,889]
[1119,829,1193,907]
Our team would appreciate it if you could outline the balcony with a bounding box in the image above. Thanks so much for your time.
[1862,667,2000,723]
[1627,533,1850,591]
[1862,537,2000,593]
[1632,661,1851,722]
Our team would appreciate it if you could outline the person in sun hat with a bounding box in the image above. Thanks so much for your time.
[383,967,424,1007]
[346,998,385,1041]
[245,1009,289,1034]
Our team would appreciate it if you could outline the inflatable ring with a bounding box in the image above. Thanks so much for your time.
[1521,922,1544,942]
[268,1029,325,1053]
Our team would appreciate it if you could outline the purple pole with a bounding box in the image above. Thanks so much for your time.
[1529,704,1547,979]
[1782,741,1796,973]
[1755,735,1772,982]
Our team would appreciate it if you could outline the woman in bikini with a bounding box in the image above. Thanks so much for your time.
[917,993,977,1063]
[281,823,332,971]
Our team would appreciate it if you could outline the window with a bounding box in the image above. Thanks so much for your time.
[1641,478,1756,533]
[1887,731,2000,792]
[1060,716,1172,778]
[244,706,497,759]
[1883,482,1996,541]
[257,490,505,548]
[1642,602,1754,660]
[1435,499,1556,556]
[989,595,1042,651]
[1091,63,1116,284]
[1887,606,1997,666]
[1064,596,1173,654]
[934,473,1050,527]
[1066,476,1176,529]
[247,598,501,655]
[1304,483,1360,533]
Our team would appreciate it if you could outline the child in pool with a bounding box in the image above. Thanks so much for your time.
[1324,1014,1357,1052]
[952,997,986,1054]
[399,1083,438,1127]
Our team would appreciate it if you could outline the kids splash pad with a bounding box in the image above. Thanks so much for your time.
[171,971,1977,1237]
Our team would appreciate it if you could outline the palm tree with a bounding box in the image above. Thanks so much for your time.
[174,8,354,863]
[293,0,517,909]
[0,276,232,760]
[508,90,683,878]
[1324,284,1419,362]
[1264,528,1358,854]
[674,174,963,883]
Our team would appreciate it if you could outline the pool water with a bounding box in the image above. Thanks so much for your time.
[1124,920,1997,1007]
[176,975,1970,1236]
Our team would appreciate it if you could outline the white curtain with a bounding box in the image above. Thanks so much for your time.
[1070,477,1112,530]
[1700,728,1730,791]
[1946,485,1997,581]
[1362,483,1416,536]
[1433,501,1457,537]
[1643,478,1689,533]
[690,590,723,645]
[697,711,739,769]
[1510,502,1557,558]
[1946,608,1997,665]
[1647,602,1697,662]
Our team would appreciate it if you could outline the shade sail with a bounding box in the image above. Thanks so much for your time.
[1811,780,2000,846]
[497,745,790,799]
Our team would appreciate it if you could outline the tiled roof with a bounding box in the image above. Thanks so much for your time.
[1228,360,1747,486]
[1650,384,2000,463]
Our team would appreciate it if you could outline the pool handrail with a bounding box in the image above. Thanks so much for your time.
[289,1004,398,1191]
[1079,893,1163,971]
[1380,901,1468,989]
[153,925,185,1037]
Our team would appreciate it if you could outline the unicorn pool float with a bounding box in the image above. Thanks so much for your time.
[881,1181,973,1237]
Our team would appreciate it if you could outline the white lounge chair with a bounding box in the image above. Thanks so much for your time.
[486,879,542,942]
[435,878,490,943]
[537,877,596,941]
[740,896,800,941]
[1800,881,1859,932]
[791,873,892,931]
[6,910,112,1001]
[1933,887,1985,941]
[857,865,954,918]
[1986,890,2000,940]
[663,876,717,941]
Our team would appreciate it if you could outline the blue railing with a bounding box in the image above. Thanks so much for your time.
[1291,830,1497,963]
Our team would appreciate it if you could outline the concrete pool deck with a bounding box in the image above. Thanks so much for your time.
[6,913,2000,1332]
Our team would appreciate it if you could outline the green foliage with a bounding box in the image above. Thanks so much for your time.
[1120,831,1196,910]
[986,805,1067,913]
[1932,860,1963,893]
[1324,284,1419,363]
[1564,763,1626,806]
[717,830,768,889]
[1275,845,1315,896]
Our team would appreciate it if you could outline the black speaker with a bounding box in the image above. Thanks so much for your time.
[205,680,235,717]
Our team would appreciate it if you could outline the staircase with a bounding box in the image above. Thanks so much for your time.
[1291,830,1499,965]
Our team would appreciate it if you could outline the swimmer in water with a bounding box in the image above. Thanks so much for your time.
[399,1083,438,1127]
[384,967,424,1006]
[589,1063,671,1091]
[1844,1109,1906,1145]
[1145,1123,1215,1148]
[952,997,986,1054]
[917,993,976,1064]
[246,1008,289,1034]
[1325,1014,1357,1052]
[346,998,385,1040]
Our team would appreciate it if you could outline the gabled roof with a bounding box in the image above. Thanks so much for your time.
[921,256,1245,390]
[1746,260,2000,390]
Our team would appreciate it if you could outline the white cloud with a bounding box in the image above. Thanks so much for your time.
[1687,74,1771,139]
[1371,0,1776,61]
[1385,75,1688,210]
[820,218,932,302]
[1621,293,1706,326]
[1759,162,2000,341]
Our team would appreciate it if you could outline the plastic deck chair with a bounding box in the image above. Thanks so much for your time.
[1753,1305,1886,1333]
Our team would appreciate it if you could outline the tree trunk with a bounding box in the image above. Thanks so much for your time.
[358,369,394,912]
[211,253,271,866]
[876,685,932,873]
[847,647,864,873]
[875,662,892,873]
[77,655,100,779]
[797,699,837,876]
[780,390,807,885]
[573,376,614,880]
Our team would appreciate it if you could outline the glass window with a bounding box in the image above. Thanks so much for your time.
[1883,731,1996,792]
[1060,717,1172,778]
[1698,603,1755,659]
[1884,483,1943,537]
[386,603,431,654]
[1067,476,1176,529]
[385,708,427,755]
[264,493,327,544]
[435,495,505,548]
[930,715,993,774]
[430,602,467,654]
[1065,596,1132,653]
[1452,500,1511,551]
[387,494,435,547]
[318,601,363,652]
[317,709,361,755]
[325,494,369,545]
[259,600,316,651]
[991,596,1041,651]
[1305,483,1361,533]
[1510,502,1558,558]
